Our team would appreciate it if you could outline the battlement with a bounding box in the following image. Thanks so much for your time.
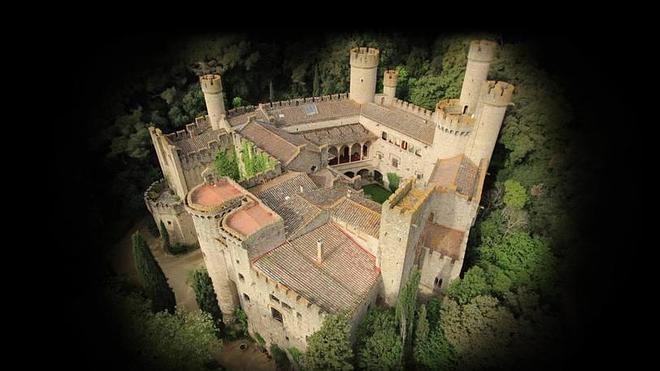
[186,177,245,214]
[144,179,183,208]
[383,70,398,87]
[266,93,349,109]
[435,99,475,134]
[227,105,257,118]
[178,147,217,169]
[388,97,434,120]
[480,80,515,106]
[467,40,497,63]
[385,178,415,209]
[350,47,380,68]
[200,74,223,93]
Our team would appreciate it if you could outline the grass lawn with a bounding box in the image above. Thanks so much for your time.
[362,184,393,204]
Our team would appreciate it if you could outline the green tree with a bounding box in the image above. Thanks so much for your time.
[232,96,244,108]
[214,148,240,181]
[313,64,321,96]
[356,308,402,370]
[414,304,456,370]
[303,313,354,371]
[444,265,489,305]
[270,344,291,370]
[190,268,224,335]
[386,172,400,192]
[503,180,528,209]
[395,268,420,358]
[106,285,220,371]
[160,221,171,254]
[132,232,176,313]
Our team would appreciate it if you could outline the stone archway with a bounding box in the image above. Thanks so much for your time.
[357,168,370,179]
[344,171,355,178]
[350,143,362,162]
[362,141,370,158]
[339,145,350,164]
[373,170,383,184]
[328,146,338,166]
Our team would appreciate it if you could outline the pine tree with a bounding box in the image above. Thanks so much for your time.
[160,221,171,254]
[132,232,176,313]
[303,313,354,371]
[191,268,224,335]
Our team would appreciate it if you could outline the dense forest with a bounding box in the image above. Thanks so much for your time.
[62,31,639,370]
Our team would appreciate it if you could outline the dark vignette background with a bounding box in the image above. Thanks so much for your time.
[50,23,646,370]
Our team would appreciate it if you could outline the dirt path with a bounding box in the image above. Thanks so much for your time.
[108,216,204,311]
[214,340,276,371]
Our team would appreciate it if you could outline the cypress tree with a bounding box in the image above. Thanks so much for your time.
[312,64,321,97]
[132,232,176,313]
[303,313,354,370]
[191,268,224,335]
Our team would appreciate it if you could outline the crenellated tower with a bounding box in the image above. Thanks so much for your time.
[200,74,231,132]
[459,40,497,115]
[350,47,380,105]
[466,81,515,165]
[382,69,398,99]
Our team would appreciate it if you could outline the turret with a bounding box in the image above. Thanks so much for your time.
[459,40,497,115]
[350,47,379,105]
[200,74,230,131]
[466,81,515,164]
[383,69,398,99]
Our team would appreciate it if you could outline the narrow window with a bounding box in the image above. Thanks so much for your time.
[270,294,279,303]
[271,307,283,322]
[382,131,388,140]
[238,273,245,282]
[243,293,250,302]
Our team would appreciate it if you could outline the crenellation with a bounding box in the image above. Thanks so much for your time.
[144,39,514,352]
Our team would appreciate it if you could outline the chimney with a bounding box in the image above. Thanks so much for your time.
[316,239,323,263]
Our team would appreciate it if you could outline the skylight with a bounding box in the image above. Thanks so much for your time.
[303,103,318,116]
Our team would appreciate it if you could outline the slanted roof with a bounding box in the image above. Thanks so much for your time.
[331,197,381,238]
[419,222,464,261]
[227,108,268,127]
[250,172,319,210]
[266,99,360,127]
[238,121,301,164]
[301,123,377,147]
[361,103,436,145]
[428,154,479,198]
[253,222,380,313]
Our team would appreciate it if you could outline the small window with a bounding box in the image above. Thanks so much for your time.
[243,293,250,302]
[238,273,245,282]
[271,307,283,322]
[297,312,302,319]
[282,302,292,311]
[401,141,407,150]
[382,131,388,140]
[377,152,384,160]
[236,259,240,264]
[310,165,317,172]
[167,221,172,225]
[285,336,289,341]
[416,173,423,180]
[434,277,443,287]
[392,158,399,168]
[270,294,279,303]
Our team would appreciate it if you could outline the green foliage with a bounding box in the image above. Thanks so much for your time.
[386,173,400,193]
[234,307,249,338]
[425,297,442,329]
[241,140,275,178]
[232,96,244,108]
[414,305,455,370]
[445,266,489,305]
[160,221,171,252]
[107,107,151,159]
[214,148,241,181]
[270,344,291,370]
[503,180,528,209]
[190,268,224,336]
[254,332,266,347]
[288,347,302,366]
[105,283,221,371]
[146,217,160,237]
[302,313,354,371]
[395,269,420,357]
[312,64,321,96]
[356,308,401,370]
[132,232,176,313]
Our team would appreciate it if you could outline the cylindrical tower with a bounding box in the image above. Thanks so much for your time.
[200,74,229,131]
[466,81,514,164]
[459,40,497,115]
[383,69,398,98]
[350,47,379,105]
[432,99,475,159]
[185,180,242,323]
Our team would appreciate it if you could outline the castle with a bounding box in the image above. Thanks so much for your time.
[144,40,513,352]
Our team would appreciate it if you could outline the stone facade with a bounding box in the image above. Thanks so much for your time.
[144,40,514,353]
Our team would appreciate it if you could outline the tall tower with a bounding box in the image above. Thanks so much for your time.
[350,47,379,105]
[200,74,230,131]
[383,69,398,99]
[466,81,515,165]
[459,40,497,115]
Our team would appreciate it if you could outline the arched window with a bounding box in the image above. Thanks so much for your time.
[382,131,388,140]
